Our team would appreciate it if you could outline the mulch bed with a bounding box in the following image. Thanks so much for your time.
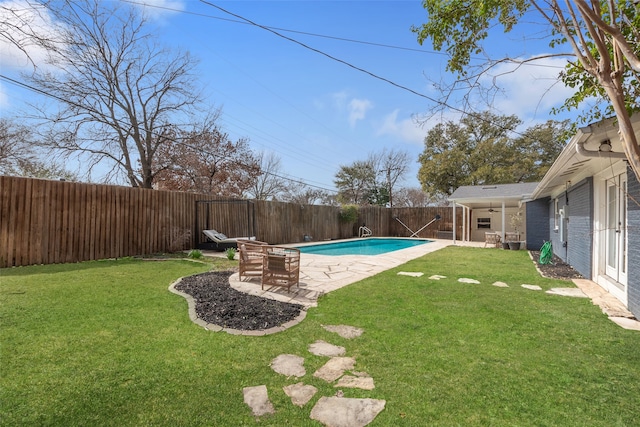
[530,251,583,280]
[174,271,303,331]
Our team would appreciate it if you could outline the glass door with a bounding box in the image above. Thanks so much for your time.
[605,175,627,285]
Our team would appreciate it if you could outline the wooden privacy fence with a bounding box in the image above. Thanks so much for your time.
[0,176,462,268]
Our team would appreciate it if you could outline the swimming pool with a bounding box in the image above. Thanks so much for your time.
[296,238,432,256]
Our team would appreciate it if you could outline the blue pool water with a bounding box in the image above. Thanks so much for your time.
[296,238,432,256]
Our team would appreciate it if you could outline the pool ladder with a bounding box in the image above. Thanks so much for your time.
[358,226,372,238]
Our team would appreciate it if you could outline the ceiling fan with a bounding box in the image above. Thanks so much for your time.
[488,203,500,213]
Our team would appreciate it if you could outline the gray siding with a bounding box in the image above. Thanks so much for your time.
[566,178,593,279]
[525,198,550,250]
[549,194,568,262]
[627,165,640,318]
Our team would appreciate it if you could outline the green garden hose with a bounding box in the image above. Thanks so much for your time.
[539,241,553,265]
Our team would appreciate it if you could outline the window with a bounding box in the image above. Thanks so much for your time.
[554,198,559,230]
[477,217,491,229]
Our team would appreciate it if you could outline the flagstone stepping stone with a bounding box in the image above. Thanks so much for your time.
[546,288,588,297]
[429,275,447,280]
[521,284,542,291]
[322,324,364,339]
[397,271,424,277]
[492,281,509,288]
[270,354,306,377]
[283,382,318,407]
[458,278,480,284]
[308,340,346,357]
[335,375,375,390]
[314,356,356,382]
[310,396,386,427]
[609,317,640,331]
[243,385,275,416]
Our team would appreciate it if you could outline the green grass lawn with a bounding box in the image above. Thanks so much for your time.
[2,248,639,426]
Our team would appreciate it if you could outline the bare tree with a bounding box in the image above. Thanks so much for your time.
[246,151,287,200]
[22,0,202,188]
[393,187,446,207]
[0,117,78,180]
[152,116,260,197]
[0,117,35,173]
[0,0,57,69]
[369,148,410,207]
[279,180,330,205]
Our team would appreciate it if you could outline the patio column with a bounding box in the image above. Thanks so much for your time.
[452,202,457,244]
[501,200,506,241]
[462,205,467,242]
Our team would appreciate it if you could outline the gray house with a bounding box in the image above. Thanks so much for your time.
[447,115,640,319]
[529,115,640,319]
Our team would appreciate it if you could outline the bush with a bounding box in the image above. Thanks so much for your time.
[188,249,203,259]
[338,204,359,223]
[225,248,236,260]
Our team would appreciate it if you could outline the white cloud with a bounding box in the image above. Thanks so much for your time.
[479,56,573,120]
[329,91,373,127]
[375,109,426,144]
[347,98,373,127]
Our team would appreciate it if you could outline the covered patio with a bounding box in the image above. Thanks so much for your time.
[448,182,539,246]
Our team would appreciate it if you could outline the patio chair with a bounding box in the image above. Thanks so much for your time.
[484,232,501,248]
[238,240,269,281]
[200,229,256,251]
[261,247,301,292]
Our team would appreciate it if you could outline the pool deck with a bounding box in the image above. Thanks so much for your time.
[227,238,485,308]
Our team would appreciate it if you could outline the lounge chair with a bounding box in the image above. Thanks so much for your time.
[238,240,269,281]
[200,229,256,251]
[261,247,301,292]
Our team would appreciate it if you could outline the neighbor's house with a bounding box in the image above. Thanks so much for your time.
[448,115,640,319]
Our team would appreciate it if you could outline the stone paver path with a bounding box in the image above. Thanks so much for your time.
[310,397,386,427]
[270,354,305,377]
[283,382,318,407]
[322,324,364,339]
[308,340,346,357]
[244,324,386,426]
[242,385,275,416]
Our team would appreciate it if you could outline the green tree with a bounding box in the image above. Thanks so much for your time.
[412,0,640,183]
[334,160,376,205]
[418,112,567,196]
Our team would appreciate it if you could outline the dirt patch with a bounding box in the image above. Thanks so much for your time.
[175,271,303,331]
[530,251,583,280]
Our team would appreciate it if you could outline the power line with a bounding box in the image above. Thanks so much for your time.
[197,0,536,141]
[120,0,564,70]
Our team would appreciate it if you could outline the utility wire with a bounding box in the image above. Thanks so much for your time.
[0,73,339,193]
[198,0,537,140]
[121,0,564,70]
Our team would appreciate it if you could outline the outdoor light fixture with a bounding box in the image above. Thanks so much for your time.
[599,140,612,152]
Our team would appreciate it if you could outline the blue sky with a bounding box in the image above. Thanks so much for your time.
[0,0,577,192]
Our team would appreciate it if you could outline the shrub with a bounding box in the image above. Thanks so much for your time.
[188,249,203,260]
[225,248,236,260]
[338,204,359,223]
